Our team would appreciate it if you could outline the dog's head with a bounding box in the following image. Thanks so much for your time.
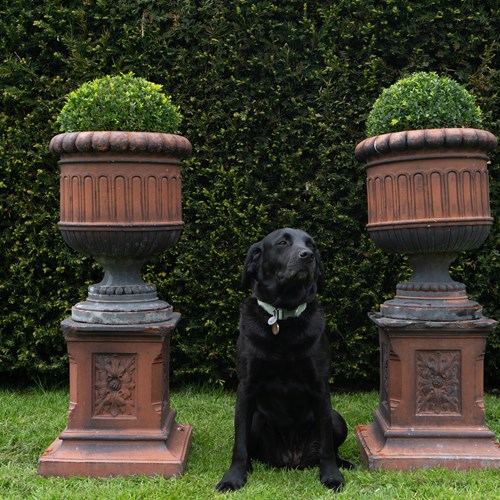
[242,228,324,309]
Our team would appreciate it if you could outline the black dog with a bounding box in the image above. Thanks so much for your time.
[216,228,351,492]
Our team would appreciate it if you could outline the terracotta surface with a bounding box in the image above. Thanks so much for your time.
[356,128,497,321]
[50,131,192,324]
[355,128,496,255]
[39,132,192,477]
[54,132,189,256]
[356,314,500,470]
[38,316,192,477]
[355,128,500,470]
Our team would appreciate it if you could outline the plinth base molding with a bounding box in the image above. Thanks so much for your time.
[38,423,192,478]
[356,421,500,470]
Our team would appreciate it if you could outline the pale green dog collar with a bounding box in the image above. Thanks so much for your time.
[257,300,307,325]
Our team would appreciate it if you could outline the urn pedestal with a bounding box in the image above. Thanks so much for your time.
[356,314,500,470]
[355,128,500,470]
[38,132,192,477]
[38,317,192,477]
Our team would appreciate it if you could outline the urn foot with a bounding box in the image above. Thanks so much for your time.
[72,257,173,324]
[380,290,483,321]
[72,291,173,324]
[380,253,483,321]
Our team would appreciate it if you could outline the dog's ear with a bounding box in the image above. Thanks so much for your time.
[242,242,263,289]
[315,247,325,292]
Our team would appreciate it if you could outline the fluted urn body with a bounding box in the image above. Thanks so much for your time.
[51,131,192,324]
[355,128,497,320]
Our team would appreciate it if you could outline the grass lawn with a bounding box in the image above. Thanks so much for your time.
[0,386,499,499]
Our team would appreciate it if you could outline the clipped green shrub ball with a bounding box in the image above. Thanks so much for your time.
[57,73,181,133]
[366,72,483,137]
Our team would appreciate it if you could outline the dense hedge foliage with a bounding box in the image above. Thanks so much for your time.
[1,0,499,387]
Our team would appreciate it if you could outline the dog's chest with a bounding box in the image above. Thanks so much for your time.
[254,371,315,425]
[240,325,327,385]
[245,334,316,375]
[250,351,317,399]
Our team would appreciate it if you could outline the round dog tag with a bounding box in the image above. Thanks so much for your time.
[272,323,280,335]
[268,316,277,326]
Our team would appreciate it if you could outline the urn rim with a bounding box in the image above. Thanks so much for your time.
[355,128,497,163]
[50,131,192,158]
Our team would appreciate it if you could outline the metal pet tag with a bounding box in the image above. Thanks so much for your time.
[272,323,280,335]
[268,315,277,326]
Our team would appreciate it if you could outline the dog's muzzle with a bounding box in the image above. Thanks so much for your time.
[281,249,315,281]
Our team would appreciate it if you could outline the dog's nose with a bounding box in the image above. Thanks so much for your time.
[299,249,313,261]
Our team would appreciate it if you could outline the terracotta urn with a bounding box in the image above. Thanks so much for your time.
[355,128,497,320]
[50,131,192,324]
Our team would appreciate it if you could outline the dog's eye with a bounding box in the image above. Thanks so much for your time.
[277,240,288,246]
[306,240,316,249]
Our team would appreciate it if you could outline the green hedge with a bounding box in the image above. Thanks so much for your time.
[1,0,499,387]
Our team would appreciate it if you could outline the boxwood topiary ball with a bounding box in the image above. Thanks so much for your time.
[366,72,483,137]
[57,72,182,134]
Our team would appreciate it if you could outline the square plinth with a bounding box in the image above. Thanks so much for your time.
[356,314,500,471]
[356,420,500,471]
[38,316,192,478]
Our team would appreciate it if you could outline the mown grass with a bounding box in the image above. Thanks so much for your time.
[0,387,499,499]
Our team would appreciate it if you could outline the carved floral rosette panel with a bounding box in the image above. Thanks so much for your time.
[416,350,461,415]
[93,354,137,418]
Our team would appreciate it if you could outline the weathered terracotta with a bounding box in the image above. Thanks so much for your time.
[38,317,192,477]
[38,131,192,478]
[355,128,497,321]
[51,131,191,324]
[356,314,500,470]
[355,128,500,471]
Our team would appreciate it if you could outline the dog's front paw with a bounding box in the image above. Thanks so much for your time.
[337,457,355,470]
[215,468,247,492]
[320,464,345,491]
